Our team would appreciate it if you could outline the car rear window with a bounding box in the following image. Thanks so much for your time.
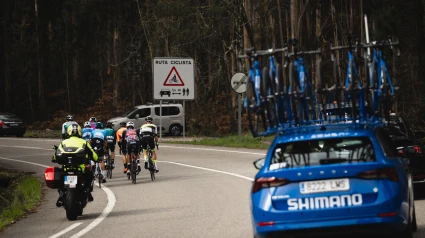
[269,137,375,170]
[0,114,20,120]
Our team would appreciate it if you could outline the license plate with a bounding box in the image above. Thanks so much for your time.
[10,123,19,127]
[300,178,349,194]
[64,175,78,188]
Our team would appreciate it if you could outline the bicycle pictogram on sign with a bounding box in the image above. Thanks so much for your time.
[163,66,185,86]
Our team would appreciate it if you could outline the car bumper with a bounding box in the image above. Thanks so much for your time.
[254,216,407,238]
[0,127,26,135]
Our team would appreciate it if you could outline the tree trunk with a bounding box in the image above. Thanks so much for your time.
[113,27,120,107]
[35,0,45,115]
[2,0,12,112]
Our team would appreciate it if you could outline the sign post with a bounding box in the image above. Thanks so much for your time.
[153,58,195,141]
[231,73,248,138]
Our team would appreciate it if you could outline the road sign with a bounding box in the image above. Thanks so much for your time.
[231,73,248,93]
[153,58,195,100]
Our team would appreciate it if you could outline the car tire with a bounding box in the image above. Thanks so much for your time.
[16,133,24,137]
[169,124,182,136]
[412,204,417,232]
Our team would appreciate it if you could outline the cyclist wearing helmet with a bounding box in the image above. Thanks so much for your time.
[82,121,93,142]
[90,122,108,183]
[61,115,78,140]
[121,121,141,173]
[104,122,116,169]
[89,117,97,129]
[52,124,98,204]
[116,122,127,173]
[139,116,159,172]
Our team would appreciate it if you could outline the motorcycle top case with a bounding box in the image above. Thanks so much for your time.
[55,148,88,165]
[44,166,63,189]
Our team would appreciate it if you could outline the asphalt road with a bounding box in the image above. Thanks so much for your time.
[0,138,424,238]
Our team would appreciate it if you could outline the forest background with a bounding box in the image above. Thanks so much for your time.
[1,0,424,136]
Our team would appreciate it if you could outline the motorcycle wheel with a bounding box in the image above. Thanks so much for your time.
[65,189,80,221]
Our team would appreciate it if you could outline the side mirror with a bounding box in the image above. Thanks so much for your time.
[415,131,425,139]
[253,158,266,170]
[135,114,139,119]
[53,145,58,150]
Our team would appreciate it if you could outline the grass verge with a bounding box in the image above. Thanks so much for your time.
[0,169,42,231]
[164,134,273,150]
[24,129,61,138]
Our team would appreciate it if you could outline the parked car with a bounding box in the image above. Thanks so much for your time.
[0,113,26,137]
[384,113,425,190]
[107,102,184,136]
[251,123,416,238]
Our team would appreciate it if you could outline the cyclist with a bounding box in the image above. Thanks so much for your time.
[82,121,93,142]
[89,117,97,129]
[61,115,78,140]
[104,122,116,169]
[116,122,128,173]
[121,121,141,174]
[52,123,98,205]
[90,122,107,183]
[139,116,159,173]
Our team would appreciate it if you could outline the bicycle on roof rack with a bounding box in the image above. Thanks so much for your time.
[238,48,275,137]
[329,35,365,123]
[286,39,321,126]
[360,38,400,121]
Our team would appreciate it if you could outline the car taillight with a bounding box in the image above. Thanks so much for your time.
[252,177,290,193]
[414,145,421,154]
[0,120,3,127]
[356,168,399,182]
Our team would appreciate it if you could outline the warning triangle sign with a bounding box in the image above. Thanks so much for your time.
[163,66,185,86]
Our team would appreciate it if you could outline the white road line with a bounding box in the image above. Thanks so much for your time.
[160,145,266,156]
[0,138,267,156]
[0,156,117,238]
[48,222,82,238]
[162,161,254,181]
[0,156,49,168]
[0,145,51,150]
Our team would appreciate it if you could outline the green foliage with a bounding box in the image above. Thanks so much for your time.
[0,171,41,231]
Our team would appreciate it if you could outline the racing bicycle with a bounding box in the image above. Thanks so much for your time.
[146,143,159,181]
[127,152,138,184]
[104,151,113,179]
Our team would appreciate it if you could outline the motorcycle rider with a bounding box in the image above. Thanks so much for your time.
[52,123,98,206]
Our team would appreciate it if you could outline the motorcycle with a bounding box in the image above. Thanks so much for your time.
[44,145,92,221]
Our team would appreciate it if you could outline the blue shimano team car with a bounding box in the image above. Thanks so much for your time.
[251,123,417,238]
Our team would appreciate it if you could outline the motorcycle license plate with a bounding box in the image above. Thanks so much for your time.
[64,175,78,188]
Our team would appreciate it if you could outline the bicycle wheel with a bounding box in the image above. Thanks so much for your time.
[97,164,102,188]
[246,79,267,137]
[107,160,112,179]
[262,66,278,129]
[131,154,137,184]
[149,158,155,181]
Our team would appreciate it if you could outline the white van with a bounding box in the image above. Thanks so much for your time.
[107,103,184,136]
